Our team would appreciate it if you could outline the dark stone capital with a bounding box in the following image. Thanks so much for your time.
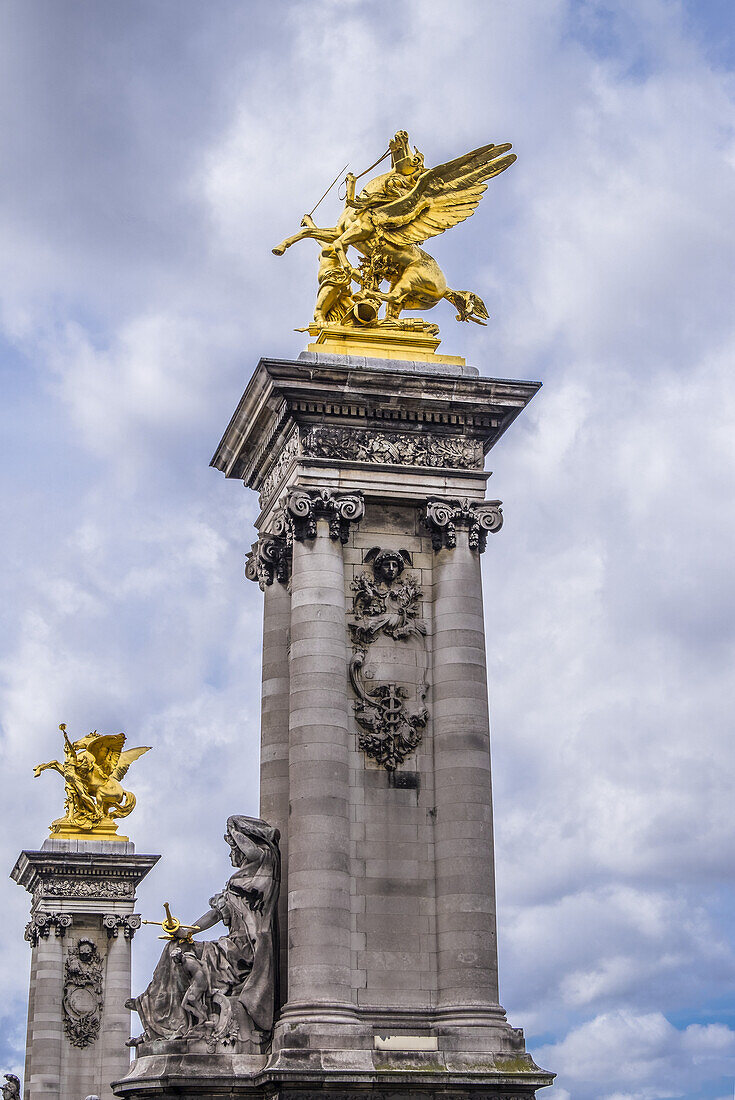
[282,488,364,545]
[103,913,141,939]
[423,498,503,553]
[245,535,291,589]
[24,911,72,946]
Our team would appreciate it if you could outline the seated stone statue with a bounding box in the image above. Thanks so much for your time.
[2,1076,20,1100]
[127,815,280,1053]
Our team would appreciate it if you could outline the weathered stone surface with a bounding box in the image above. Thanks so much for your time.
[117,354,552,1098]
[12,839,158,1100]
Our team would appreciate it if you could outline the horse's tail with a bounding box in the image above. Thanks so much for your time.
[444,288,489,326]
[110,789,136,819]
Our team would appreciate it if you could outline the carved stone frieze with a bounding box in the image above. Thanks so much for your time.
[423,497,503,552]
[302,425,484,470]
[36,877,135,900]
[258,427,301,507]
[282,487,364,544]
[103,913,141,939]
[244,535,291,589]
[62,938,103,1048]
[348,548,429,770]
[24,911,72,946]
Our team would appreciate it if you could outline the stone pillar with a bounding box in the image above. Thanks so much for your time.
[100,916,141,1092]
[426,499,504,1012]
[12,841,158,1100]
[280,489,363,1019]
[247,534,292,1005]
[25,915,68,1098]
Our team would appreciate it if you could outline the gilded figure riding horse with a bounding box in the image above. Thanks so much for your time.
[273,130,515,330]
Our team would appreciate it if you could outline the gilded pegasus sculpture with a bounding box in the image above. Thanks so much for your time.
[273,130,516,332]
[34,723,150,836]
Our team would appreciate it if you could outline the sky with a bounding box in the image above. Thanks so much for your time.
[0,1,734,1097]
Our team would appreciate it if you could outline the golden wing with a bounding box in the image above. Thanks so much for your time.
[85,733,125,776]
[373,142,516,247]
[112,745,151,781]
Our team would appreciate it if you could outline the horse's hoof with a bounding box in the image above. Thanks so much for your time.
[272,246,285,256]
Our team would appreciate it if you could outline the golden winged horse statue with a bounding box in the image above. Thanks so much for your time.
[273,130,516,333]
[34,723,151,837]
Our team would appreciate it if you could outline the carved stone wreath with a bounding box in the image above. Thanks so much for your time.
[349,562,427,644]
[62,938,104,1048]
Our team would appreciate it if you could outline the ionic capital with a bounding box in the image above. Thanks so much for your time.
[245,534,290,589]
[423,498,503,553]
[24,911,72,946]
[103,913,141,940]
[283,488,364,545]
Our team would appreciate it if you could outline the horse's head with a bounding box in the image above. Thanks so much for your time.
[390,131,424,176]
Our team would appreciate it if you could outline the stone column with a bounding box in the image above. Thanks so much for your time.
[25,915,69,1099]
[101,916,141,1095]
[247,534,292,1005]
[12,841,158,1100]
[425,499,504,1010]
[281,489,363,1017]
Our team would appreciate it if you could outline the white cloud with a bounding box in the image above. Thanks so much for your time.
[539,1010,735,1099]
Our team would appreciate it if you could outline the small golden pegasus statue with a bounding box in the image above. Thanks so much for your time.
[34,723,151,840]
[272,130,515,359]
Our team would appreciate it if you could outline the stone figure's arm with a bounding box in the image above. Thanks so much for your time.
[187,907,221,934]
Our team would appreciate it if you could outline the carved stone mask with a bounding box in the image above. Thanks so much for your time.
[378,556,401,582]
[366,547,411,583]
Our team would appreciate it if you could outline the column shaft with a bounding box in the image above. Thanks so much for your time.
[99,933,133,1098]
[286,526,352,1007]
[260,578,292,1004]
[28,931,64,1098]
[432,537,500,1007]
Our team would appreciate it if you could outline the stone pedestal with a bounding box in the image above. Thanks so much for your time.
[117,350,553,1098]
[12,839,158,1100]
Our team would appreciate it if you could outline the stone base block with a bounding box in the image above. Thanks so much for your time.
[114,1048,553,1099]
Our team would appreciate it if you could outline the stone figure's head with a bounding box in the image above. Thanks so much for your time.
[365,547,412,584]
[170,946,184,965]
[224,816,280,868]
[77,938,95,962]
[2,1075,21,1100]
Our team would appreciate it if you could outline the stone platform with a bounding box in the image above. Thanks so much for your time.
[117,1048,549,1099]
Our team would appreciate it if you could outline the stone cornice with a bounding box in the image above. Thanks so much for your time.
[11,848,159,897]
[210,355,541,492]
